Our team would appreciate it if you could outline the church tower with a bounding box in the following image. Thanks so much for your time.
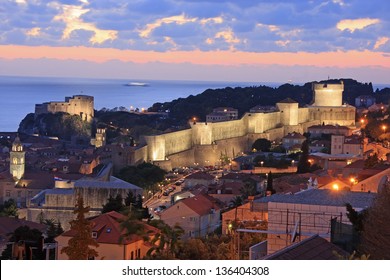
[10,136,25,180]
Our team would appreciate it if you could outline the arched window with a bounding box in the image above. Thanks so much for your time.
[13,157,17,164]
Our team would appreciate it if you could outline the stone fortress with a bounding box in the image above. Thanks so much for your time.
[35,95,94,122]
[141,81,356,170]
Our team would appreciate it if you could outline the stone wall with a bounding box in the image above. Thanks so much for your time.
[309,106,355,126]
[35,95,94,122]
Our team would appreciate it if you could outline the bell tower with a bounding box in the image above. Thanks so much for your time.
[10,135,25,181]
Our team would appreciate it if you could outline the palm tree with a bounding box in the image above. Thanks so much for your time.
[229,196,243,208]
[146,220,184,259]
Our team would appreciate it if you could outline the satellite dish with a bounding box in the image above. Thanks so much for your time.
[291,219,300,243]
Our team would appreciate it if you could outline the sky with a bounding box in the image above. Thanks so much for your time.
[0,0,389,83]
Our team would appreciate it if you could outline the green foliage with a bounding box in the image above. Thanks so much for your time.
[102,194,125,214]
[345,203,367,233]
[229,196,244,208]
[18,112,91,140]
[297,140,310,174]
[61,196,99,260]
[176,238,210,259]
[252,138,271,152]
[360,184,390,259]
[0,226,44,260]
[146,220,184,259]
[364,153,379,168]
[43,219,64,243]
[117,162,166,190]
[266,171,276,194]
[0,199,18,217]
[240,180,257,199]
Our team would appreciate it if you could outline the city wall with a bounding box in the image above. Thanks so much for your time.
[141,93,356,169]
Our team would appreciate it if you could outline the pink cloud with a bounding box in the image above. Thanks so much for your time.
[0,45,389,69]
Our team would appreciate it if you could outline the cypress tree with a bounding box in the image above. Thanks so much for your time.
[61,196,99,260]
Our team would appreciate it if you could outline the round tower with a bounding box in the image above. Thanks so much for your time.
[313,81,343,107]
[276,98,299,126]
[10,136,25,180]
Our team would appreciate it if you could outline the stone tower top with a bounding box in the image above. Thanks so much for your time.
[12,135,23,152]
[312,81,343,107]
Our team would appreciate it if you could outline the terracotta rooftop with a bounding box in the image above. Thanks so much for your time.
[61,211,159,245]
[343,159,365,169]
[220,172,263,182]
[186,172,215,180]
[264,235,348,260]
[181,194,222,216]
[0,217,47,237]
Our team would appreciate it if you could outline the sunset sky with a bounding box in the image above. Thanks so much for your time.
[0,0,389,83]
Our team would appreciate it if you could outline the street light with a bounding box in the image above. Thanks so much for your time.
[332,183,339,191]
[382,125,387,134]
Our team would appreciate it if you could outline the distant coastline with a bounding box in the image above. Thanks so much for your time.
[0,76,266,132]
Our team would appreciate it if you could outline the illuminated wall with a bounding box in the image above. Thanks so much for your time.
[313,82,343,107]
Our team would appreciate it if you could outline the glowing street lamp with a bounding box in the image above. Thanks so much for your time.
[382,125,387,134]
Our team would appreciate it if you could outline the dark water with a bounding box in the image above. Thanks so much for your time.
[1,76,387,132]
[0,76,276,132]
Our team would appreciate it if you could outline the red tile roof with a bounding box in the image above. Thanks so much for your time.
[220,173,263,182]
[186,172,214,180]
[0,217,46,237]
[61,211,159,245]
[181,194,222,216]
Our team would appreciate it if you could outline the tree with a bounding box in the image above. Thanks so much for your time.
[125,191,136,207]
[119,209,147,248]
[43,219,64,243]
[176,238,210,260]
[364,153,379,168]
[266,171,275,194]
[229,196,243,208]
[240,180,257,199]
[0,199,18,217]
[0,226,44,260]
[146,220,184,259]
[102,194,124,213]
[117,163,166,190]
[296,140,310,173]
[346,203,367,233]
[360,185,390,259]
[252,138,271,152]
[61,196,99,260]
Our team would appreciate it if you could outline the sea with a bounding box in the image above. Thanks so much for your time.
[0,76,388,132]
[0,76,275,132]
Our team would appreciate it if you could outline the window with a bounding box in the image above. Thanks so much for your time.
[137,249,141,259]
[17,191,21,198]
[91,231,98,238]
[6,190,11,197]
[130,251,134,260]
